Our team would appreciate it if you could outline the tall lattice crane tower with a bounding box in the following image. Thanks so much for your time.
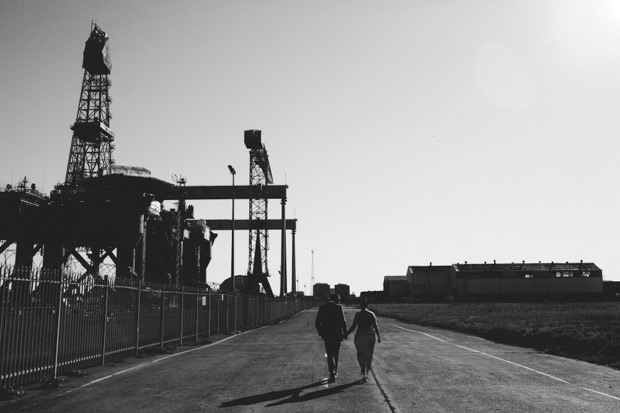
[244,130,274,296]
[64,23,114,186]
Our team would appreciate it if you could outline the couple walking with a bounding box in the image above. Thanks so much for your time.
[315,294,381,383]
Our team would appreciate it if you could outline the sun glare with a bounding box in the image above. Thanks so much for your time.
[608,0,620,21]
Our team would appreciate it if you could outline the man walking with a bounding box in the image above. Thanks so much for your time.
[315,294,347,382]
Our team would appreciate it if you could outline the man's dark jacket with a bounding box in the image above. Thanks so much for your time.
[315,301,347,340]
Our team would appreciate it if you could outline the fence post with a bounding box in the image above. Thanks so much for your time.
[179,290,184,345]
[195,291,199,342]
[0,270,5,384]
[52,277,64,379]
[102,280,109,365]
[135,281,142,357]
[225,294,229,333]
[159,290,165,349]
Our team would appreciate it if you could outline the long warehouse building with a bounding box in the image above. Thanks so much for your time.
[406,261,603,301]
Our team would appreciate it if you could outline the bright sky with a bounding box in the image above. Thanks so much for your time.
[1,0,619,295]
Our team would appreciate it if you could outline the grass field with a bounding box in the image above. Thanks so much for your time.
[372,302,620,369]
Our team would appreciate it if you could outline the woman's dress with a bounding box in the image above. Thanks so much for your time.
[353,313,376,372]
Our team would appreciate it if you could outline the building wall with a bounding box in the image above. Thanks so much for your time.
[408,266,452,297]
[384,276,408,297]
[405,262,604,300]
[451,263,604,298]
[456,277,603,296]
[334,284,350,301]
[313,283,330,299]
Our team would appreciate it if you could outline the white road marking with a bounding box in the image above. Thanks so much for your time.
[582,388,620,402]
[55,327,265,397]
[451,343,570,384]
[391,324,620,402]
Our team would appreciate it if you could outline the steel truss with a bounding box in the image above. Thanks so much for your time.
[65,24,114,186]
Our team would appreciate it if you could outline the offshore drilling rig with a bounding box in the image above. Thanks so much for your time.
[0,23,297,297]
[64,23,114,186]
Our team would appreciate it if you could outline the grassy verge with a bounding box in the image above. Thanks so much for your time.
[374,302,620,369]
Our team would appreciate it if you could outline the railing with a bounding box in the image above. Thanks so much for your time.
[0,267,315,388]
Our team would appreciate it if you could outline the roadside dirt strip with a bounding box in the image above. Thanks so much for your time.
[3,308,620,412]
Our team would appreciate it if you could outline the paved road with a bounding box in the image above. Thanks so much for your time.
[3,308,620,412]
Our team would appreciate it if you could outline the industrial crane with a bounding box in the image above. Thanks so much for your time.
[243,130,275,296]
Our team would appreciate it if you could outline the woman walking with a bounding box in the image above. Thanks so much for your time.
[346,300,381,382]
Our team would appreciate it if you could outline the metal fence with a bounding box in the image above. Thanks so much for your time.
[0,266,315,388]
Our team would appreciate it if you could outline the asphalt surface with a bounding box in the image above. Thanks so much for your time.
[3,307,620,412]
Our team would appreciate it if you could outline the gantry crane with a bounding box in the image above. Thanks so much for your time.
[243,130,275,296]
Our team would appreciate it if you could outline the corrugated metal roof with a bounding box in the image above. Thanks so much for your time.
[408,265,452,274]
[384,275,407,282]
[452,262,600,272]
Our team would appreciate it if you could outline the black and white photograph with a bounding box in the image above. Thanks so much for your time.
[1,0,620,411]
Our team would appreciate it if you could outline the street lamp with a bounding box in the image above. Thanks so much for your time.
[227,165,236,292]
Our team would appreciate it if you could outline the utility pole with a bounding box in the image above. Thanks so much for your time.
[311,249,315,295]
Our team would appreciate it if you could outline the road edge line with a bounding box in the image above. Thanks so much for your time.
[390,324,620,402]
[56,326,267,397]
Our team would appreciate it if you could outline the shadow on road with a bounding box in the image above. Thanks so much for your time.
[219,379,364,408]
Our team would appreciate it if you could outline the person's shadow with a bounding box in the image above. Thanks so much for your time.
[219,378,364,408]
